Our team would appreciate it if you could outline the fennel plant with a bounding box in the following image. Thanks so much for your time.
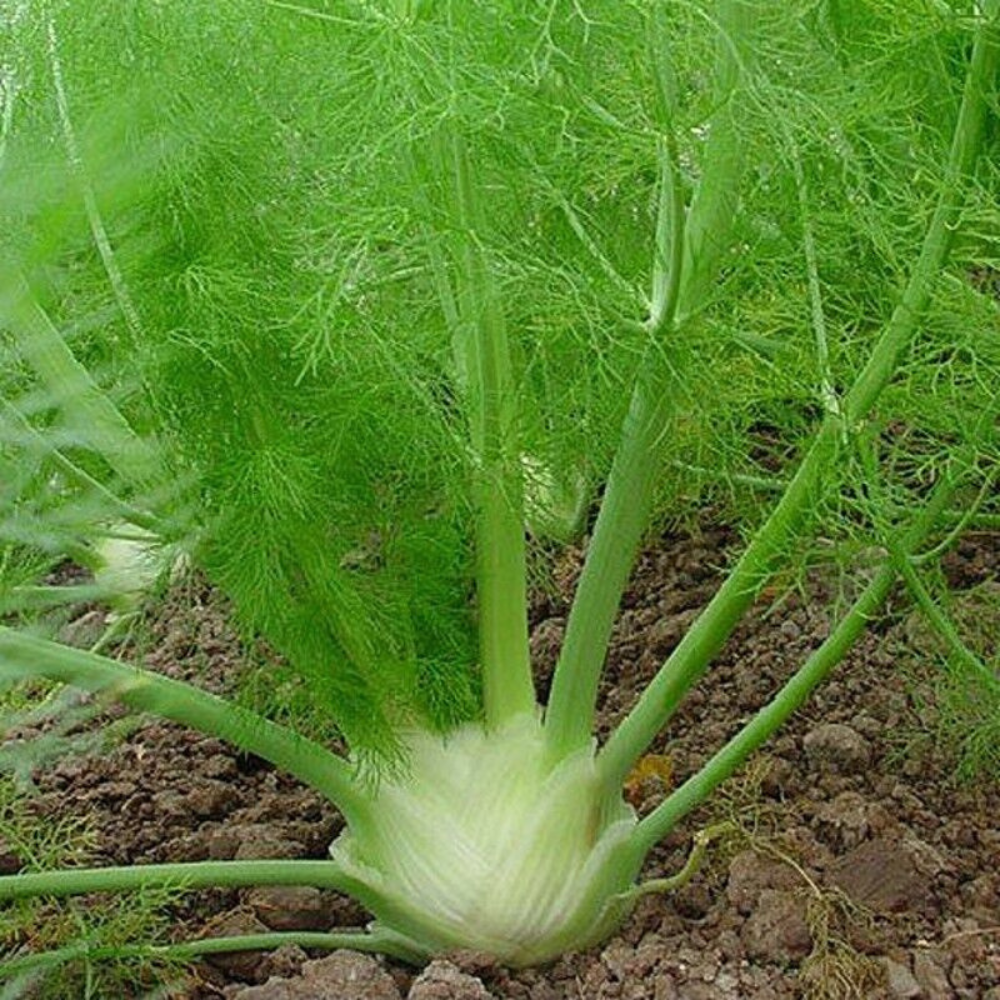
[1,0,999,978]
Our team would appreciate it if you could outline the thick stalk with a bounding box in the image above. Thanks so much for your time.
[598,7,999,790]
[544,1,748,758]
[0,860,350,902]
[0,272,163,488]
[447,133,535,725]
[0,629,369,827]
[543,138,685,758]
[627,466,957,858]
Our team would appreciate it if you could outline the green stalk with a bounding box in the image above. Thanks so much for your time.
[0,272,163,489]
[673,5,747,323]
[0,860,350,902]
[0,929,421,980]
[544,0,748,759]
[0,629,369,827]
[1,584,121,614]
[446,132,535,726]
[628,463,957,858]
[598,5,999,792]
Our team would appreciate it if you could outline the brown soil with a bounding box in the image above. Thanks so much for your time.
[5,525,999,999]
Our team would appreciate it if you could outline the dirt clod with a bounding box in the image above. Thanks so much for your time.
[407,959,494,999]
[227,950,402,1000]
[0,837,22,875]
[726,851,800,915]
[201,909,273,980]
[828,839,930,914]
[246,885,334,932]
[742,889,813,963]
[803,723,873,774]
[912,950,953,998]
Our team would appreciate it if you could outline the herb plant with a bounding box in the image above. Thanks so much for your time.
[0,0,998,980]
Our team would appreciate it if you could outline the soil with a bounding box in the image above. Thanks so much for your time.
[4,523,999,999]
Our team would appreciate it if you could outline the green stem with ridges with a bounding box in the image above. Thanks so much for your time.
[544,0,749,760]
[0,860,351,902]
[1,584,121,614]
[598,5,999,792]
[628,463,958,858]
[0,629,369,828]
[447,131,535,726]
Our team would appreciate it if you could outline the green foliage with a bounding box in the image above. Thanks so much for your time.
[1,0,997,755]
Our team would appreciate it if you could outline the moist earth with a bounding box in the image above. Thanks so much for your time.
[4,524,999,998]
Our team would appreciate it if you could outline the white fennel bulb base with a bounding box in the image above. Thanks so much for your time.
[330,715,640,965]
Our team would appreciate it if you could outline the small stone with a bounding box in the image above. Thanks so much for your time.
[741,889,812,963]
[229,980,296,1000]
[207,826,242,860]
[302,952,401,999]
[258,945,308,981]
[407,959,493,999]
[247,885,332,932]
[803,723,872,774]
[779,620,801,640]
[881,957,921,999]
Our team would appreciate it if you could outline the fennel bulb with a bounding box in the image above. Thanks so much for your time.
[331,715,638,965]
[92,524,184,615]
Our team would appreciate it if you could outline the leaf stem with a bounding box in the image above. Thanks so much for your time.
[791,141,838,418]
[446,132,535,726]
[628,464,958,857]
[0,629,369,827]
[895,552,999,693]
[47,16,145,351]
[0,860,351,902]
[543,0,748,760]
[0,395,161,534]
